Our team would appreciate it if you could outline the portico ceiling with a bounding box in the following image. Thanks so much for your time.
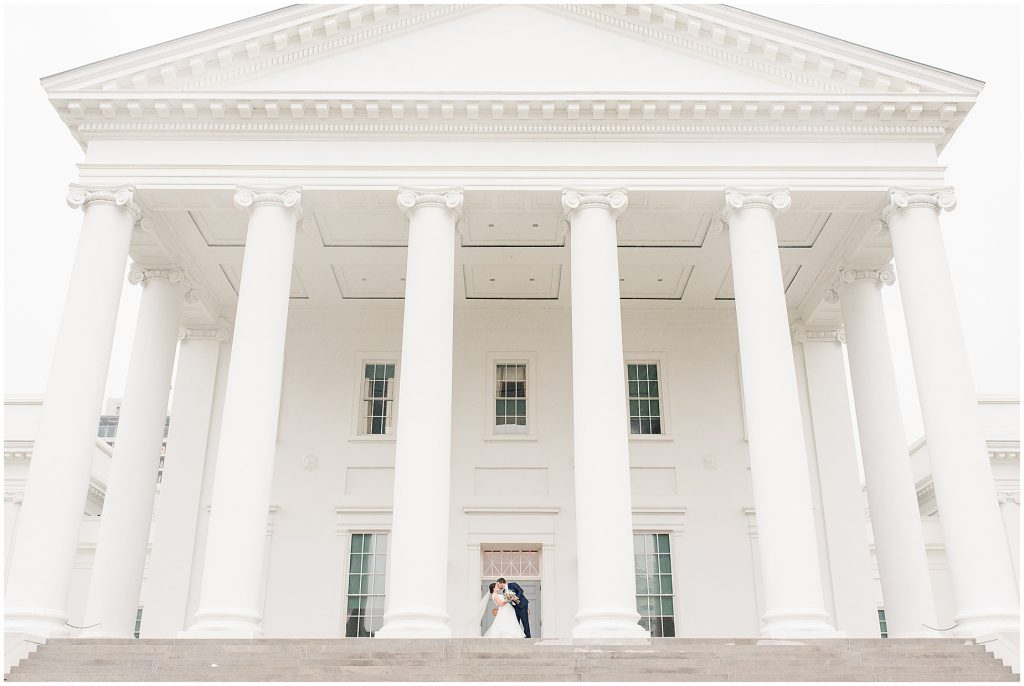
[134,187,887,328]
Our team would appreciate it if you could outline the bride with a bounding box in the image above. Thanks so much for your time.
[481,582,525,638]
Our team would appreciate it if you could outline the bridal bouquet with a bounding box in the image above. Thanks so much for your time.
[503,590,520,606]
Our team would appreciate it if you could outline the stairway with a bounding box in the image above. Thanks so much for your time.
[6,637,1018,681]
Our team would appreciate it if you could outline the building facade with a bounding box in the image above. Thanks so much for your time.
[4,2,1019,652]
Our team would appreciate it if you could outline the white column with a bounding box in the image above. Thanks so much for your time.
[141,326,227,636]
[720,187,836,637]
[5,184,140,637]
[825,266,938,637]
[375,187,462,639]
[562,188,646,639]
[81,266,191,637]
[792,324,879,637]
[881,187,1019,636]
[185,187,301,637]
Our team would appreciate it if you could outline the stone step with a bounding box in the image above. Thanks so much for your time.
[10,638,1015,684]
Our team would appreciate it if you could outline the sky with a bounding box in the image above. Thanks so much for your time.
[2,2,1020,446]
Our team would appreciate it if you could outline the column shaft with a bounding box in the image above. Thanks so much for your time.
[5,185,139,636]
[82,268,188,637]
[375,188,462,638]
[723,188,836,637]
[883,188,1018,636]
[564,188,646,639]
[794,327,879,637]
[141,329,225,636]
[831,269,938,637]
[186,187,300,637]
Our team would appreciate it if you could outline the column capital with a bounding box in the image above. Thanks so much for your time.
[128,264,199,302]
[561,188,628,219]
[792,322,845,345]
[233,186,303,217]
[877,186,956,230]
[396,187,464,217]
[823,265,896,303]
[66,183,142,222]
[724,187,791,214]
[710,187,790,234]
[178,324,231,343]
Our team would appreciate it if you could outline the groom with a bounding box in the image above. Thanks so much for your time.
[495,577,530,638]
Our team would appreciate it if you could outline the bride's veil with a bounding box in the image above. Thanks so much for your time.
[461,592,492,637]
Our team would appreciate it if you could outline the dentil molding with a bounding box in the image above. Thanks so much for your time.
[66,183,142,222]
[876,186,957,230]
[561,188,629,219]
[396,187,464,217]
[233,186,304,217]
[128,264,199,302]
[823,265,896,304]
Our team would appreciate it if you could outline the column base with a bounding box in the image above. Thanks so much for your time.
[375,609,452,639]
[182,608,263,638]
[571,609,649,640]
[952,610,1020,638]
[4,608,71,638]
[761,609,840,638]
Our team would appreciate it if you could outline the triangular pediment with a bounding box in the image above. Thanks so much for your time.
[41,4,983,151]
[216,5,819,94]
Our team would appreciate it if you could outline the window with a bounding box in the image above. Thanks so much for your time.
[494,363,527,433]
[134,607,143,638]
[627,363,662,435]
[634,533,674,637]
[359,363,396,436]
[346,533,388,637]
[97,416,119,441]
[878,608,888,638]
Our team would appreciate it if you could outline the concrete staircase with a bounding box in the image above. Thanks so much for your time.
[6,637,1018,681]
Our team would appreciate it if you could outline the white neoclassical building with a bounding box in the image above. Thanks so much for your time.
[4,1,1019,661]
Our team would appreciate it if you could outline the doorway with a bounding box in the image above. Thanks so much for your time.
[479,546,541,636]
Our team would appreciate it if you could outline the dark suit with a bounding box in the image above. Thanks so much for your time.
[506,582,531,638]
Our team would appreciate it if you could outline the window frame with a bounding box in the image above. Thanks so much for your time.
[484,352,538,442]
[623,355,672,441]
[349,354,401,442]
[343,530,391,638]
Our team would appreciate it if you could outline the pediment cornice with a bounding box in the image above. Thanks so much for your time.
[47,91,969,150]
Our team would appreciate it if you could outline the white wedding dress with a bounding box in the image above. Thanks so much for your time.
[484,593,525,638]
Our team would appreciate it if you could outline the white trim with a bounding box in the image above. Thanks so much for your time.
[624,355,671,439]
[349,352,401,441]
[485,352,537,440]
[462,506,560,516]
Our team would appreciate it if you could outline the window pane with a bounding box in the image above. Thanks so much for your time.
[638,365,648,380]
[659,554,672,573]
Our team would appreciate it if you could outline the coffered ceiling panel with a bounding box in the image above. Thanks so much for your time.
[191,210,249,247]
[618,212,712,247]
[618,263,694,300]
[313,210,408,247]
[716,264,802,301]
[220,264,308,299]
[463,264,562,299]
[775,212,830,247]
[461,210,563,247]
[332,263,407,299]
